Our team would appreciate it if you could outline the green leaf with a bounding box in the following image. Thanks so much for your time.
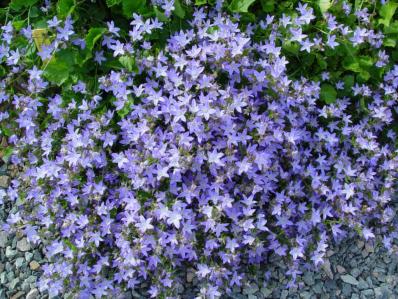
[174,0,186,18]
[379,1,398,27]
[229,0,256,12]
[43,49,77,85]
[10,0,38,11]
[342,56,361,73]
[154,7,169,22]
[260,0,274,12]
[318,0,332,15]
[122,0,146,17]
[118,55,138,72]
[57,0,76,18]
[320,83,337,104]
[343,75,354,91]
[85,27,107,51]
[63,239,78,253]
[383,37,396,47]
[106,0,122,6]
[1,147,13,163]
[195,0,207,5]
[384,21,398,33]
[12,20,26,31]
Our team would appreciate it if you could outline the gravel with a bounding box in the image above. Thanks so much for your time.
[0,164,48,299]
[1,160,398,299]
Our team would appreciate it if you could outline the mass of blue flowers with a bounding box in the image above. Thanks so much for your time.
[0,0,398,298]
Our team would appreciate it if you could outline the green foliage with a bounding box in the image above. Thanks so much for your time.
[10,0,38,11]
[379,1,398,27]
[229,0,256,12]
[57,0,76,18]
[43,49,77,85]
[318,0,332,15]
[85,27,107,50]
[320,83,337,104]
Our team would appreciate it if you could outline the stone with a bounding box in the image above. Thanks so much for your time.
[10,291,24,299]
[280,290,289,299]
[16,238,30,252]
[356,240,364,249]
[26,289,39,299]
[336,265,346,274]
[29,260,40,270]
[243,284,259,295]
[0,272,7,284]
[357,278,369,290]
[342,283,352,297]
[364,243,374,254]
[322,259,333,279]
[26,276,37,284]
[9,277,20,290]
[0,231,8,248]
[303,271,315,286]
[15,257,24,268]
[341,275,359,286]
[374,287,389,299]
[0,176,9,188]
[25,251,33,262]
[350,268,361,278]
[248,295,257,299]
[351,294,359,299]
[5,246,17,258]
[299,291,311,299]
[361,289,374,298]
[260,287,273,298]
[186,271,194,283]
[313,282,323,294]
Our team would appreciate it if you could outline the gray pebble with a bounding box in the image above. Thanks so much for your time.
[280,290,289,299]
[5,246,17,258]
[361,289,374,298]
[26,288,39,299]
[357,278,369,290]
[303,271,315,286]
[341,274,359,286]
[243,284,259,295]
[16,238,30,252]
[260,287,272,298]
[0,231,7,248]
[24,252,33,262]
[8,277,20,290]
[0,176,9,188]
[299,291,311,299]
[14,257,24,268]
[341,283,352,297]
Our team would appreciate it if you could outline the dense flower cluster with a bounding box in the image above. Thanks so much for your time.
[1,1,398,298]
